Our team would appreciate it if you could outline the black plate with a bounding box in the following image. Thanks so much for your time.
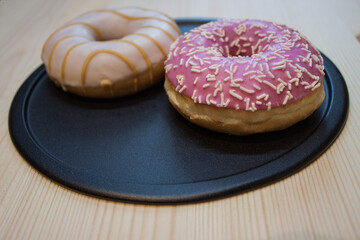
[8,19,349,204]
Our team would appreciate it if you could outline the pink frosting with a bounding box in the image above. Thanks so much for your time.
[165,19,325,111]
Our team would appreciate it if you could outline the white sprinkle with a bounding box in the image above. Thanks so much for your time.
[234,24,246,35]
[251,103,257,112]
[189,61,197,66]
[225,45,230,56]
[288,63,297,70]
[304,68,319,80]
[287,90,293,99]
[213,88,221,97]
[262,44,269,51]
[203,83,210,88]
[176,74,184,85]
[186,50,200,57]
[215,81,223,89]
[229,89,243,101]
[282,95,290,105]
[245,98,250,110]
[185,56,193,68]
[211,57,221,61]
[272,65,286,70]
[254,77,263,83]
[233,66,238,74]
[178,85,187,93]
[206,94,211,105]
[273,60,285,66]
[271,52,285,58]
[277,77,287,85]
[232,78,243,82]
[263,80,277,90]
[256,93,267,100]
[301,48,311,53]
[191,68,201,73]
[173,47,179,57]
[193,77,199,85]
[264,63,270,72]
[240,86,255,94]
[243,70,257,76]
[267,71,275,79]
[259,64,264,72]
[256,101,262,105]
[224,99,230,107]
[192,89,197,99]
[210,99,217,105]
[253,84,261,90]
[252,61,258,69]
[289,78,299,86]
[312,82,321,91]
[179,47,187,55]
[317,65,325,75]
[206,74,216,81]
[165,64,172,73]
[277,83,286,94]
[267,102,272,111]
[288,83,292,90]
[311,54,320,63]
[225,69,233,76]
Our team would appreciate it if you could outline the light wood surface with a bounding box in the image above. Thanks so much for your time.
[1,0,360,239]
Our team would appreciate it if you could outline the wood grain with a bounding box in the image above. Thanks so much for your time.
[1,0,360,239]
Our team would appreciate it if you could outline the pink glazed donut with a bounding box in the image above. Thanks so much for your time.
[164,19,326,135]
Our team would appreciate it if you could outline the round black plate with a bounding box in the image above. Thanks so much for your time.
[9,19,349,204]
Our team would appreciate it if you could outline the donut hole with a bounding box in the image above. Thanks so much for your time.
[231,46,253,58]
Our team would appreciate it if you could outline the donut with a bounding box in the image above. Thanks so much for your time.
[41,7,180,98]
[164,19,326,135]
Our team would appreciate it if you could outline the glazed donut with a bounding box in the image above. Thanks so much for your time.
[164,19,325,135]
[41,7,180,98]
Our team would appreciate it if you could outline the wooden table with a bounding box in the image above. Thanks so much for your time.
[1,0,360,239]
